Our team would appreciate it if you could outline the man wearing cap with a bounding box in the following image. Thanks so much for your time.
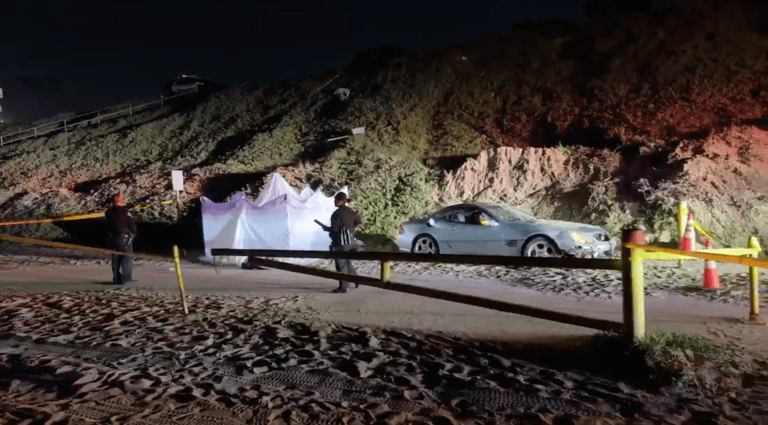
[315,192,362,293]
[105,194,137,285]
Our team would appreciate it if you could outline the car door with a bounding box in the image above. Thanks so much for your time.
[447,207,507,255]
[421,208,461,254]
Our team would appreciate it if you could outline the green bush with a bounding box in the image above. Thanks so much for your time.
[225,126,303,173]
[323,135,437,239]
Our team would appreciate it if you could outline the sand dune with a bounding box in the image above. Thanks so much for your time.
[1,288,766,424]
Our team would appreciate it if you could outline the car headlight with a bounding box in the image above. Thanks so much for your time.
[570,232,595,244]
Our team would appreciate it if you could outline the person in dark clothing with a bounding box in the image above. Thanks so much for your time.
[105,194,137,285]
[315,192,362,293]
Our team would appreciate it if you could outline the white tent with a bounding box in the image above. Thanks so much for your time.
[200,173,348,266]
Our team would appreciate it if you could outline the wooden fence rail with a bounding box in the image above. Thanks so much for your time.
[244,256,625,333]
[212,247,627,335]
[213,249,622,270]
[215,231,767,340]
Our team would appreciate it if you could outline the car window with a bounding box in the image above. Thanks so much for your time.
[482,204,536,221]
[432,207,458,222]
[432,206,490,224]
[462,208,493,225]
[447,207,487,225]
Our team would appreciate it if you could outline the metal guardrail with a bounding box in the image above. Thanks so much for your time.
[0,89,198,148]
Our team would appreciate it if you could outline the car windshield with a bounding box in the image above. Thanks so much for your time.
[482,204,536,221]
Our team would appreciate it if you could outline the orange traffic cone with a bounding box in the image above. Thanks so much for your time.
[703,239,720,289]
[680,213,696,251]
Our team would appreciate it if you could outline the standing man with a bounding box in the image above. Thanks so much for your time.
[105,194,137,285]
[315,192,362,293]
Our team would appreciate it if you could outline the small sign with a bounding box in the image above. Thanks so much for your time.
[172,170,184,192]
[351,127,365,135]
[0,88,3,99]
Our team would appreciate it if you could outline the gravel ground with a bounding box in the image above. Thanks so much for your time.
[1,244,766,306]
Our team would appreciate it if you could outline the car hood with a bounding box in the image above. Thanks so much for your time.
[528,219,607,235]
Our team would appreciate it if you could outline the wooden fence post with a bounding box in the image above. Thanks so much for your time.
[64,120,68,133]
[622,229,646,341]
[747,236,765,325]
[129,103,133,116]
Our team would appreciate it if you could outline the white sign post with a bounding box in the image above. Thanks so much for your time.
[171,170,184,202]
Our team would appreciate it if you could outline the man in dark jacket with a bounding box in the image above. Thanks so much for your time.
[316,192,362,293]
[105,194,137,285]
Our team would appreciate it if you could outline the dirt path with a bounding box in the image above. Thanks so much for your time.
[1,262,766,353]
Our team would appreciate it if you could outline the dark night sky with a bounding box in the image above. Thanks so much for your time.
[1,0,586,123]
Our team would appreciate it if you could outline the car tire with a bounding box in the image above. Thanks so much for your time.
[412,235,439,255]
[522,236,561,258]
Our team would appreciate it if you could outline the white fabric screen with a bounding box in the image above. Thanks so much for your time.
[200,173,348,266]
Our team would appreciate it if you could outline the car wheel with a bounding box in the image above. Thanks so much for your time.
[522,237,560,258]
[412,235,439,255]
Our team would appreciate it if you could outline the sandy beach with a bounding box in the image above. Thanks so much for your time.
[1,250,768,423]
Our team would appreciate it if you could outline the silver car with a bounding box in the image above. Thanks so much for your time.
[396,202,617,258]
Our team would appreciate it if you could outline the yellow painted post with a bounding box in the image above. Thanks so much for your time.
[622,229,647,341]
[677,201,688,242]
[747,236,764,325]
[173,245,189,315]
[677,201,688,268]
[380,260,391,283]
[630,248,646,339]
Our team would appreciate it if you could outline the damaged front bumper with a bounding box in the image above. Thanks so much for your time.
[564,241,618,259]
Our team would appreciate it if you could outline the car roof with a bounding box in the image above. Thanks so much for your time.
[473,202,502,208]
[441,202,500,210]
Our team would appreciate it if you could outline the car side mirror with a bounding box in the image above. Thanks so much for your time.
[427,218,436,227]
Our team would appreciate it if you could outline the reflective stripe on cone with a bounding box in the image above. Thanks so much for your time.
[681,213,696,251]
[703,239,721,289]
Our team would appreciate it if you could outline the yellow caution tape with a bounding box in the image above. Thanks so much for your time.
[626,243,768,269]
[0,233,172,261]
[639,247,761,261]
[130,200,175,211]
[0,212,106,227]
[0,200,176,227]
[693,221,720,245]
[638,251,691,261]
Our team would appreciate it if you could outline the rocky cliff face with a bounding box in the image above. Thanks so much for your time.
[439,125,768,247]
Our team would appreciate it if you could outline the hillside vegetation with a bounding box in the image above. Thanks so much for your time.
[0,0,766,251]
